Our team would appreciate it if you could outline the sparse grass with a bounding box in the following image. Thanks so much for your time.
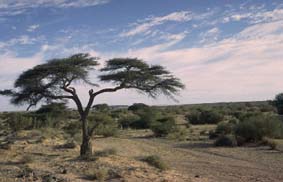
[80,148,118,162]
[94,148,117,157]
[261,137,278,150]
[58,140,77,149]
[142,155,169,171]
[84,167,109,181]
[167,127,188,141]
[19,155,34,164]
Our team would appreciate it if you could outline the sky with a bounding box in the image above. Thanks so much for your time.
[0,0,283,111]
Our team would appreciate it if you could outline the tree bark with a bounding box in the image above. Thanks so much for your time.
[80,116,93,157]
[80,135,92,157]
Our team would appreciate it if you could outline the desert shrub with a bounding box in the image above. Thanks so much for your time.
[186,110,201,124]
[215,122,235,135]
[200,110,223,124]
[30,102,69,128]
[94,148,117,157]
[214,135,237,147]
[142,155,168,171]
[186,109,223,124]
[167,127,188,141]
[235,115,283,143]
[118,113,140,129]
[17,165,34,178]
[131,108,161,129]
[19,155,34,164]
[91,113,118,137]
[84,167,109,181]
[59,140,77,149]
[209,130,219,139]
[93,103,110,112]
[261,137,278,150]
[150,116,176,137]
[6,113,33,131]
[63,121,81,138]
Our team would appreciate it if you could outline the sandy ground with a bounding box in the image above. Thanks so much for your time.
[0,129,283,182]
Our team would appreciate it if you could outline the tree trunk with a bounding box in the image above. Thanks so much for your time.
[80,116,93,157]
[80,136,92,157]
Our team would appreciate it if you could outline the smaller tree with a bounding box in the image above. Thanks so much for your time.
[128,103,149,112]
[274,93,283,115]
[92,103,110,112]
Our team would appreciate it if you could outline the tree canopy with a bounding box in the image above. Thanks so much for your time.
[1,54,184,111]
[274,93,283,115]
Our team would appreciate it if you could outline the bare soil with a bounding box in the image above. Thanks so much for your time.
[0,128,283,182]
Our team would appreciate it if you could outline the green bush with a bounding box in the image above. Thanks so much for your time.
[186,109,223,125]
[142,155,168,171]
[215,135,237,147]
[235,114,283,142]
[6,113,33,131]
[150,116,176,137]
[215,122,235,135]
[92,113,118,137]
[131,108,161,129]
[167,127,188,141]
[128,103,149,112]
[118,114,140,129]
[63,121,81,138]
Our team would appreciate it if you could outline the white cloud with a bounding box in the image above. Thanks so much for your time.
[199,27,220,44]
[27,24,40,32]
[114,20,283,104]
[0,35,42,49]
[120,11,192,37]
[0,0,110,16]
[223,6,283,24]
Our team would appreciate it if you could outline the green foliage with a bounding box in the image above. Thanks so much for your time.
[131,108,161,129]
[1,53,99,108]
[215,122,235,135]
[214,135,237,147]
[36,102,67,116]
[274,93,283,115]
[118,113,140,129]
[100,58,185,99]
[63,121,81,138]
[91,113,118,137]
[186,109,223,124]
[128,103,149,112]
[142,155,168,171]
[6,112,33,131]
[235,114,283,142]
[167,127,188,141]
[93,103,110,112]
[150,116,177,137]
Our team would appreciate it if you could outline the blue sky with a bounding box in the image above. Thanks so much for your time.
[0,0,283,111]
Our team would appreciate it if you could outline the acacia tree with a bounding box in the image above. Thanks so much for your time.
[0,53,184,156]
[274,93,283,115]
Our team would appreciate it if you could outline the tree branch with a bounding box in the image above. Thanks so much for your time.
[92,85,125,98]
